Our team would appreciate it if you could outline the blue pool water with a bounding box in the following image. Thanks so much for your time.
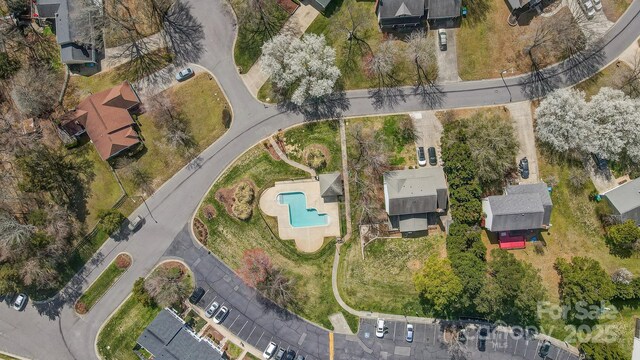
[278,192,329,228]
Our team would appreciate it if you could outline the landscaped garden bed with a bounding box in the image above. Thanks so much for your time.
[279,120,342,172]
[75,253,132,314]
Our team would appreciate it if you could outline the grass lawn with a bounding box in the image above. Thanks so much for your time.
[456,1,575,80]
[347,115,417,167]
[97,296,161,360]
[602,0,632,21]
[116,74,230,196]
[339,235,446,316]
[282,120,342,172]
[198,145,348,329]
[575,62,634,99]
[305,0,436,90]
[479,153,640,352]
[231,0,290,73]
[75,256,129,313]
[71,143,123,228]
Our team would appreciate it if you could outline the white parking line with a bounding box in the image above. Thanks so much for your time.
[238,321,249,336]
[247,326,257,340]
[256,331,265,345]
[514,338,519,355]
[432,326,437,345]
[393,322,397,340]
[229,314,240,328]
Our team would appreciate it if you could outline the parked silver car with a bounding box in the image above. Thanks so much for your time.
[175,67,194,81]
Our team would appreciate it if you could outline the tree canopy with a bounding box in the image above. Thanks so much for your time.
[555,257,616,313]
[413,256,463,315]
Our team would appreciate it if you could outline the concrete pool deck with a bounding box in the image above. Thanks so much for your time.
[259,179,341,253]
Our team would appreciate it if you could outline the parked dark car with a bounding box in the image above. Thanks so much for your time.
[539,340,551,358]
[283,349,296,360]
[592,153,608,171]
[274,347,286,360]
[458,331,466,344]
[519,157,530,179]
[428,147,437,166]
[478,327,488,352]
[294,355,305,360]
[188,287,205,304]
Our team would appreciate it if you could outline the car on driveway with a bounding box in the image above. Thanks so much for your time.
[406,324,414,342]
[428,146,437,166]
[519,157,530,179]
[12,293,26,311]
[592,153,608,171]
[175,67,194,81]
[213,306,229,324]
[376,318,385,338]
[128,215,143,232]
[592,0,602,10]
[263,342,278,359]
[205,301,220,318]
[478,326,489,352]
[417,147,427,166]
[580,0,596,18]
[188,287,205,304]
[438,29,447,51]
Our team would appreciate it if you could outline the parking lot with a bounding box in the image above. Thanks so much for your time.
[339,318,582,360]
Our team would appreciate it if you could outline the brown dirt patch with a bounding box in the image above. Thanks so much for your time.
[407,259,421,271]
[277,0,299,15]
[74,301,88,314]
[263,141,281,161]
[202,325,224,344]
[193,217,208,246]
[160,261,187,274]
[303,144,331,169]
[114,253,132,269]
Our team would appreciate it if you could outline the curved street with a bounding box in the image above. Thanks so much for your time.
[0,0,639,358]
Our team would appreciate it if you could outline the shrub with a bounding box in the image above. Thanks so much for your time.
[202,204,216,220]
[568,167,589,190]
[133,277,153,307]
[222,108,232,129]
[97,209,126,236]
[232,202,253,220]
[115,254,131,269]
[75,301,88,314]
[306,148,326,170]
[234,183,254,204]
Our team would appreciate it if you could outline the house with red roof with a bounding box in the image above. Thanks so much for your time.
[61,82,142,160]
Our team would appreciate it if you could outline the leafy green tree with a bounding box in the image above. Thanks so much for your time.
[554,257,616,312]
[0,52,20,80]
[476,249,546,326]
[0,264,22,294]
[133,277,154,307]
[97,209,125,236]
[16,146,92,207]
[580,342,627,360]
[606,220,640,251]
[449,252,486,312]
[414,256,463,315]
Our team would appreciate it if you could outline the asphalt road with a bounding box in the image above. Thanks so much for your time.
[0,0,639,358]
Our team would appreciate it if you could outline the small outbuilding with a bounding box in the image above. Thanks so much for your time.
[318,172,343,202]
[602,178,640,226]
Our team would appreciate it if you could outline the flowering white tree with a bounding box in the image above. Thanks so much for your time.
[261,33,341,105]
[535,88,590,154]
[586,88,640,161]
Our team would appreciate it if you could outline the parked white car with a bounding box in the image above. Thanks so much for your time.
[205,301,220,318]
[592,0,602,11]
[263,341,278,359]
[376,318,385,338]
[580,0,596,18]
[12,293,26,311]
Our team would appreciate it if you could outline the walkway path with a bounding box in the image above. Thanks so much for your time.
[339,119,352,243]
[102,32,165,71]
[268,137,316,176]
[239,3,320,97]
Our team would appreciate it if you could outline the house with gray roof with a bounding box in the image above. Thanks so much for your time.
[482,182,552,249]
[602,177,640,226]
[375,0,461,31]
[383,167,448,235]
[32,0,97,65]
[136,308,226,360]
[318,172,343,202]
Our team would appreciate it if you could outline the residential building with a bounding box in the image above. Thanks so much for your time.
[137,308,226,360]
[602,178,640,226]
[383,167,448,235]
[318,172,343,203]
[482,182,552,249]
[32,0,98,65]
[506,0,542,13]
[61,82,142,160]
[374,0,461,31]
[308,0,333,12]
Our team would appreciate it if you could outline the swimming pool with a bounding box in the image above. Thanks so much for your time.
[278,192,329,228]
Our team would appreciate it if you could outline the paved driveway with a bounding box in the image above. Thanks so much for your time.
[507,102,539,183]
[434,29,461,83]
[410,111,443,167]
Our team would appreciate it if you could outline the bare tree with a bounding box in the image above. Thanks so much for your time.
[332,3,374,63]
[236,0,289,42]
[406,30,437,89]
[10,66,61,117]
[22,257,57,288]
[148,93,195,150]
[0,212,35,250]
[365,38,399,90]
[621,52,640,97]
[144,266,190,307]
[261,268,296,308]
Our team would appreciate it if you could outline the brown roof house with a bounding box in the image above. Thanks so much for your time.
[62,82,142,160]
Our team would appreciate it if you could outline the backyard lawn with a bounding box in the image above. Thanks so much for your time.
[339,235,446,315]
[281,120,342,172]
[198,145,351,329]
[456,0,577,80]
[347,115,417,167]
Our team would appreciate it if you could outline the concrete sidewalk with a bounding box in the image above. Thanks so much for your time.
[239,2,320,97]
